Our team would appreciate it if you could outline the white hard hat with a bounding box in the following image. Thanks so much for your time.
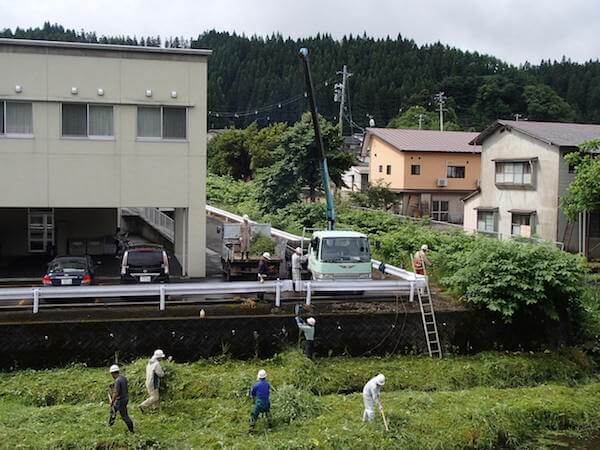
[307,317,316,326]
[109,364,120,373]
[257,369,267,379]
[421,244,428,251]
[295,247,302,255]
[375,373,386,386]
[243,214,249,221]
[262,252,271,259]
[153,349,165,359]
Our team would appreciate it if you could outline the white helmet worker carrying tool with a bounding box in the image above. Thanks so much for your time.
[362,373,386,422]
[109,364,120,373]
[153,349,165,360]
[262,252,271,259]
[295,247,302,255]
[307,317,316,326]
[257,369,267,380]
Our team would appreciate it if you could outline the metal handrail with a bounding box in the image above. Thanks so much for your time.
[0,278,419,313]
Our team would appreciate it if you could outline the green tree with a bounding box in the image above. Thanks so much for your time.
[207,128,252,179]
[248,122,288,172]
[387,105,462,131]
[561,139,600,221]
[523,84,575,122]
[349,182,398,210]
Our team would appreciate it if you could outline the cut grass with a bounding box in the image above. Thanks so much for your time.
[0,349,598,449]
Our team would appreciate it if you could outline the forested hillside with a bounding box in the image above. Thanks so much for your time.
[2,23,600,130]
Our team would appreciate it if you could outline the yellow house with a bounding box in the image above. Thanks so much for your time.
[362,128,481,224]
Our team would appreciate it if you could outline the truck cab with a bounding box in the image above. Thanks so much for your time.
[307,230,372,280]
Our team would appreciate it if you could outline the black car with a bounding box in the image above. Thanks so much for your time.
[42,256,96,286]
[120,245,169,284]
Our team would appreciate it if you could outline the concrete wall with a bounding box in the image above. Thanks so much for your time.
[464,129,560,240]
[0,42,208,275]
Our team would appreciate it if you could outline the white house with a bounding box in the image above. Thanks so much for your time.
[464,119,600,257]
[0,39,211,276]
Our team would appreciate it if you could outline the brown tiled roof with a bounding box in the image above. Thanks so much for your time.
[472,120,600,147]
[365,128,481,154]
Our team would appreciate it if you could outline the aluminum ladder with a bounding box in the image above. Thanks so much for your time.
[416,280,442,358]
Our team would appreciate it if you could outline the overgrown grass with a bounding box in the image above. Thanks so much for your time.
[0,350,599,449]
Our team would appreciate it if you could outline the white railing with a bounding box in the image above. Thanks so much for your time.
[0,278,424,313]
[124,207,175,242]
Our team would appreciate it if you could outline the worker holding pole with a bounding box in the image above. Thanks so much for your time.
[249,369,273,432]
[139,349,166,412]
[362,373,387,427]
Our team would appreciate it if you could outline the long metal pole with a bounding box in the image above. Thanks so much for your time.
[338,65,348,137]
[299,48,336,230]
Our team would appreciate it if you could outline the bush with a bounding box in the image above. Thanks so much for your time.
[271,384,322,424]
[248,233,276,256]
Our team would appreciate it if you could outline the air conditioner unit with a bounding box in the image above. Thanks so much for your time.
[436,178,448,187]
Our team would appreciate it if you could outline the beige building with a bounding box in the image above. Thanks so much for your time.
[0,39,210,276]
[363,128,481,223]
[463,120,600,257]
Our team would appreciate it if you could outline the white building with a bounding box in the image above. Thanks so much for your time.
[464,120,600,257]
[0,39,210,276]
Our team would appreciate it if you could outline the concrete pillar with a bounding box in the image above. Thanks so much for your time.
[175,207,206,278]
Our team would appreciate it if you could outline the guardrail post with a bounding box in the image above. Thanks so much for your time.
[409,282,415,303]
[159,285,166,311]
[33,288,40,314]
[275,279,281,307]
[306,282,312,306]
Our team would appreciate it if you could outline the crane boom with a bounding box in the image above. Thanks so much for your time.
[298,48,336,231]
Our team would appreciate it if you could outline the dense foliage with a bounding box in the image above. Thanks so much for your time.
[561,138,600,221]
[3,23,600,130]
[0,350,598,449]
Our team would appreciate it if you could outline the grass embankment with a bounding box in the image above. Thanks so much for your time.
[0,349,599,449]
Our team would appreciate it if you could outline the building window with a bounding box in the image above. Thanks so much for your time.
[0,101,33,136]
[447,165,465,178]
[477,211,496,233]
[511,213,535,237]
[411,164,421,175]
[137,106,187,140]
[62,103,113,138]
[378,165,383,173]
[432,200,449,222]
[386,165,392,175]
[495,161,533,186]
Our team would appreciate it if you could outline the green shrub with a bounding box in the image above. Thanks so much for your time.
[272,384,322,424]
[248,232,276,256]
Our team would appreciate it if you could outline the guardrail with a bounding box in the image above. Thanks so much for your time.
[0,277,424,314]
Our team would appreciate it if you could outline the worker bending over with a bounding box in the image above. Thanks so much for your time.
[413,244,432,275]
[249,369,272,432]
[362,373,385,422]
[108,364,134,433]
[257,252,271,283]
[291,247,307,290]
[140,349,166,412]
[295,315,316,359]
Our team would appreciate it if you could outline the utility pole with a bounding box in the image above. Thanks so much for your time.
[334,65,352,136]
[434,92,447,131]
[415,113,426,130]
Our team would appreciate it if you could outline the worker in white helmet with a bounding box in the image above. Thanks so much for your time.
[108,364,134,432]
[139,349,166,412]
[239,214,252,260]
[295,313,316,359]
[413,244,432,275]
[291,247,308,291]
[362,373,386,422]
[257,252,271,284]
[249,369,272,432]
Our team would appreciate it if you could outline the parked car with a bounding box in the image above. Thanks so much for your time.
[42,256,96,286]
[120,245,170,284]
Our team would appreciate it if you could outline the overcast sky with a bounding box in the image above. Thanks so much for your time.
[1,0,599,65]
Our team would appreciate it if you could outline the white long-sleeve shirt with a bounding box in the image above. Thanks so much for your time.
[362,376,382,408]
[145,358,165,392]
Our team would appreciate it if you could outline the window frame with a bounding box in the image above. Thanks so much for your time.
[0,100,34,138]
[511,212,536,237]
[60,102,114,140]
[447,165,465,179]
[378,165,383,173]
[386,165,392,175]
[476,210,498,235]
[431,200,449,222]
[494,160,535,189]
[410,164,421,175]
[136,105,188,142]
